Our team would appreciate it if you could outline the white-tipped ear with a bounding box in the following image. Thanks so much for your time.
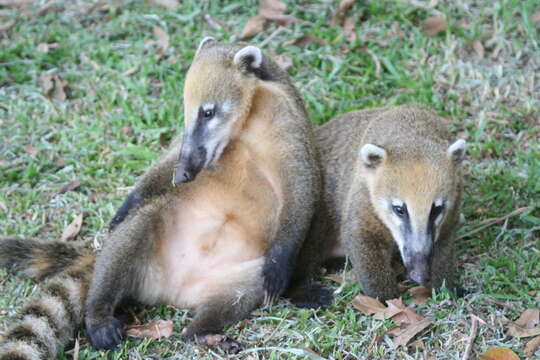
[234,45,262,70]
[447,139,466,164]
[196,37,214,55]
[360,144,387,168]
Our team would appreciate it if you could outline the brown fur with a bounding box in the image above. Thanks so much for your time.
[295,105,464,300]
[0,40,320,358]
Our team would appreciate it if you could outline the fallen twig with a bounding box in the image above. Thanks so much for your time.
[259,26,285,48]
[458,206,530,240]
[462,315,478,360]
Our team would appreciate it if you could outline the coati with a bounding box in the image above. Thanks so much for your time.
[0,38,320,359]
[293,105,465,301]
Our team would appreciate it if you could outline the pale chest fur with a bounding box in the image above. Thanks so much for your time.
[139,112,284,308]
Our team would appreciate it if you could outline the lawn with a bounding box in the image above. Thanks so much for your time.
[0,0,539,359]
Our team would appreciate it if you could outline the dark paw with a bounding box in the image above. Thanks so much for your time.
[193,333,243,354]
[86,316,124,351]
[288,283,334,309]
[454,285,467,298]
[263,251,293,306]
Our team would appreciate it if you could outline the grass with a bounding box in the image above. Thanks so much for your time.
[0,0,539,359]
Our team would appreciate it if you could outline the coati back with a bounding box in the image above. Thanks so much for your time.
[294,105,465,300]
[0,39,320,358]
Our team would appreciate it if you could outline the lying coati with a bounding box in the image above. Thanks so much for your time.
[293,105,465,300]
[0,38,320,359]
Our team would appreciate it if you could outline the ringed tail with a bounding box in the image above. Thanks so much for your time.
[0,237,96,360]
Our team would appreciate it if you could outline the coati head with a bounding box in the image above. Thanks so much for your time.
[360,133,466,286]
[173,38,271,184]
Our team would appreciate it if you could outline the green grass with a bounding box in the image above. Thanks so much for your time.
[1,0,539,359]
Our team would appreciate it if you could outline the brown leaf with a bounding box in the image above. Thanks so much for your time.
[473,40,484,60]
[515,308,539,328]
[62,214,83,241]
[120,125,132,136]
[24,145,38,156]
[343,15,356,42]
[52,75,68,102]
[508,324,540,338]
[532,11,540,24]
[391,306,424,325]
[331,0,355,25]
[374,298,406,320]
[240,15,266,39]
[58,179,81,194]
[325,270,355,284]
[126,320,173,339]
[153,26,169,53]
[391,318,433,348]
[409,339,425,350]
[409,285,431,305]
[0,19,15,31]
[283,34,326,48]
[525,336,540,357]
[39,73,54,95]
[352,295,387,316]
[258,0,301,25]
[146,0,179,9]
[423,15,446,36]
[479,347,520,360]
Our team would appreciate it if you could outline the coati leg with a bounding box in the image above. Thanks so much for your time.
[109,141,180,231]
[430,233,463,296]
[85,203,162,350]
[182,286,263,353]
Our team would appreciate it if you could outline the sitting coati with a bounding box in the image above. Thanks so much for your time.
[0,39,320,359]
[293,105,466,300]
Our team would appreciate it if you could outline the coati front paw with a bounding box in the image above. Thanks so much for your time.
[86,316,124,351]
[189,333,243,354]
[262,261,292,306]
[287,283,334,309]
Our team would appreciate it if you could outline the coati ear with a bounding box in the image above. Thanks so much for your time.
[233,46,263,73]
[447,139,466,164]
[196,37,215,55]
[360,144,387,169]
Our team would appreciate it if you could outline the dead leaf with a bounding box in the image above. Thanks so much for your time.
[525,336,540,357]
[532,11,540,24]
[146,0,179,9]
[409,339,425,350]
[508,324,540,338]
[343,15,356,42]
[37,42,59,54]
[23,145,38,156]
[374,298,406,320]
[120,126,132,136]
[153,26,169,53]
[392,318,433,349]
[283,34,326,48]
[58,179,81,194]
[62,214,83,241]
[0,19,15,31]
[352,295,387,316]
[274,54,292,70]
[473,40,484,60]
[331,0,355,25]
[409,286,431,305]
[126,320,173,339]
[508,308,540,338]
[479,347,520,360]
[391,306,424,324]
[258,0,301,25]
[52,75,67,102]
[39,73,54,95]
[423,15,446,36]
[240,15,266,39]
[515,309,539,328]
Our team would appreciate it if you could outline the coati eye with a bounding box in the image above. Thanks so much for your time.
[200,105,216,121]
[202,108,215,120]
[392,205,407,218]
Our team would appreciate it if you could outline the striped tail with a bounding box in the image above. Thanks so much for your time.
[0,237,95,360]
